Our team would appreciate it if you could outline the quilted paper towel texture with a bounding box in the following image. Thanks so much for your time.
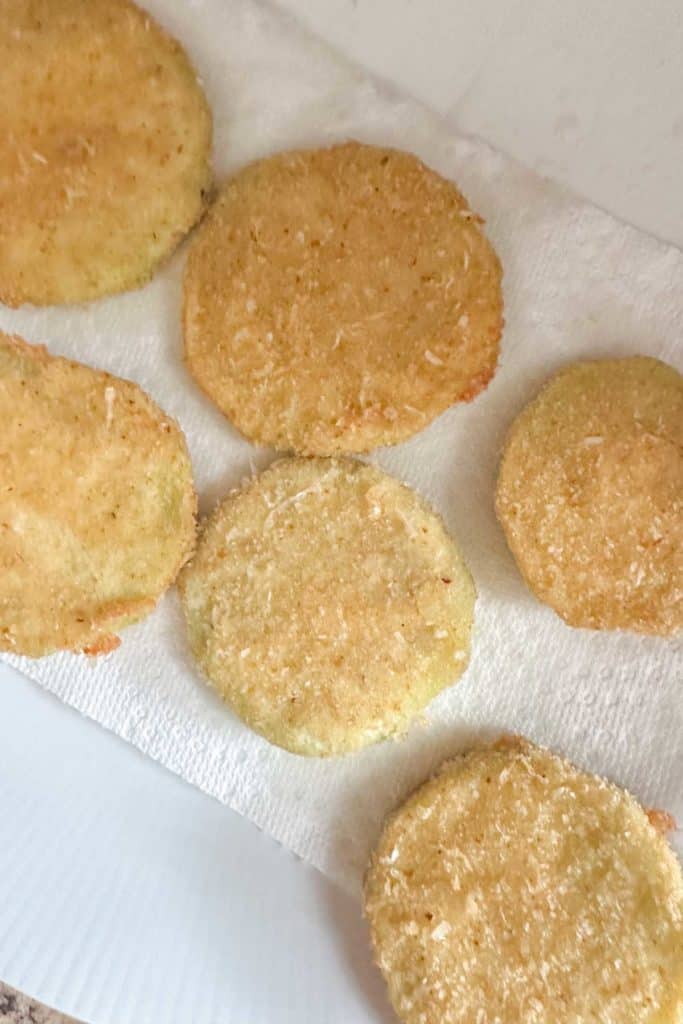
[1,0,681,892]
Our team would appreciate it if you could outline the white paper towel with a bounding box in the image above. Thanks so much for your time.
[2,0,681,894]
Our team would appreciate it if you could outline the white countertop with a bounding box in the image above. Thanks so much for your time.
[1,2,681,1021]
[275,0,683,248]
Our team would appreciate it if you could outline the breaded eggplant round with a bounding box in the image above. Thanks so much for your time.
[496,357,682,634]
[0,332,196,656]
[183,142,503,454]
[178,457,475,755]
[0,0,212,306]
[365,738,683,1024]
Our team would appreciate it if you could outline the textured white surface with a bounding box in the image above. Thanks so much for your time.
[1,0,682,895]
[0,665,394,1024]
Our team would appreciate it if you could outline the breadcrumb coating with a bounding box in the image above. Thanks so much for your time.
[0,0,212,306]
[179,457,475,755]
[184,142,502,454]
[365,738,683,1024]
[496,357,682,635]
[0,332,196,656]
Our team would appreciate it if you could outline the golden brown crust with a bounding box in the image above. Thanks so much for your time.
[183,142,503,454]
[496,356,683,635]
[648,808,678,835]
[364,738,683,1024]
[82,634,121,657]
[0,0,212,306]
[0,331,196,656]
[178,457,475,755]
